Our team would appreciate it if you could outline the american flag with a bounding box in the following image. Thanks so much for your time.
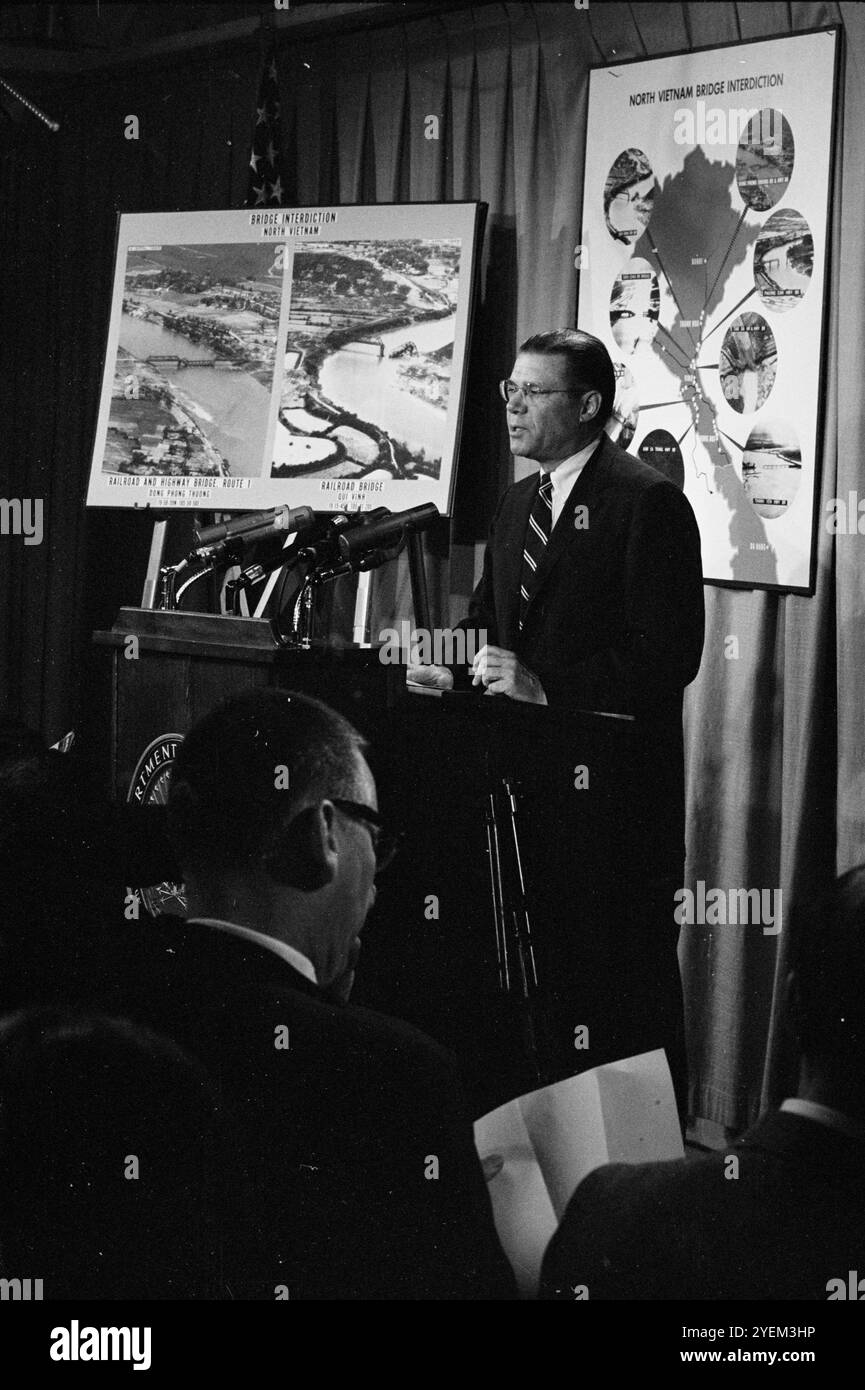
[245,47,284,208]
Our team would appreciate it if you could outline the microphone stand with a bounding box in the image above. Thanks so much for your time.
[157,560,189,611]
[224,542,305,619]
[281,541,402,648]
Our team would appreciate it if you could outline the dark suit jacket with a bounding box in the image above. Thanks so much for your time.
[117,916,516,1301]
[458,433,705,869]
[540,1110,865,1300]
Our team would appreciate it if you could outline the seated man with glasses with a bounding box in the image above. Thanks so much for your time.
[116,688,515,1300]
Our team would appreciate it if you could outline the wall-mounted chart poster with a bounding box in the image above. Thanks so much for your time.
[580,28,840,592]
[86,202,484,517]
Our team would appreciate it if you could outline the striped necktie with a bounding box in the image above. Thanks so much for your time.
[519,475,553,630]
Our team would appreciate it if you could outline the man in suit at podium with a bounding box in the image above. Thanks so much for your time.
[409,329,705,1110]
[127,688,515,1300]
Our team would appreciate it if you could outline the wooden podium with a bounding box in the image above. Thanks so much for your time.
[94,608,406,800]
[94,608,679,1114]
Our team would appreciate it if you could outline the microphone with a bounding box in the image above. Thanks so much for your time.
[295,508,391,568]
[337,503,440,561]
[195,505,315,547]
[192,505,316,568]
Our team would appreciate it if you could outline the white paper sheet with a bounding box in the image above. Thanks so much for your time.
[474,1049,683,1296]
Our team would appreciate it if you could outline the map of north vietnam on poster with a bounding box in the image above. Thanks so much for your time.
[581,30,837,591]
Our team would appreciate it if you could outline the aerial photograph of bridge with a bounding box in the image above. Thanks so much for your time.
[100,241,282,479]
[272,237,461,482]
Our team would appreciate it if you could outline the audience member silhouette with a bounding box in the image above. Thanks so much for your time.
[0,1008,219,1299]
[116,689,515,1299]
[541,866,865,1300]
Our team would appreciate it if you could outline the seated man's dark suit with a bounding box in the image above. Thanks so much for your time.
[540,1109,865,1300]
[119,915,516,1301]
[458,432,705,1092]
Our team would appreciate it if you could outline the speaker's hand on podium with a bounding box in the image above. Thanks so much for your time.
[471,645,548,705]
[406,663,454,691]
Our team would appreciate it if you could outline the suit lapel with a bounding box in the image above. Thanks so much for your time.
[520,434,609,629]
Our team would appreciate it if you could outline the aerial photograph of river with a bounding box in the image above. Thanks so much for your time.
[97,235,463,487]
[273,238,461,482]
[100,242,282,479]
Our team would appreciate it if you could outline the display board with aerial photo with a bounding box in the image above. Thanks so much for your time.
[580,28,839,592]
[86,203,484,516]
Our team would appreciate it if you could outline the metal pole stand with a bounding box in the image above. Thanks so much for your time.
[406,528,431,633]
[483,734,543,1085]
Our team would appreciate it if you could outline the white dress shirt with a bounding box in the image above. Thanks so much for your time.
[545,433,603,528]
[188,916,318,985]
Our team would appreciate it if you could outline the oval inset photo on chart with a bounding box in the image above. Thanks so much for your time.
[735,108,795,211]
[753,208,813,313]
[638,429,684,490]
[741,417,802,520]
[610,260,660,354]
[719,312,778,415]
[604,148,657,247]
[607,363,640,448]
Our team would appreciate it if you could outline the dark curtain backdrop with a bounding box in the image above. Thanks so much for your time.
[2,2,861,1130]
